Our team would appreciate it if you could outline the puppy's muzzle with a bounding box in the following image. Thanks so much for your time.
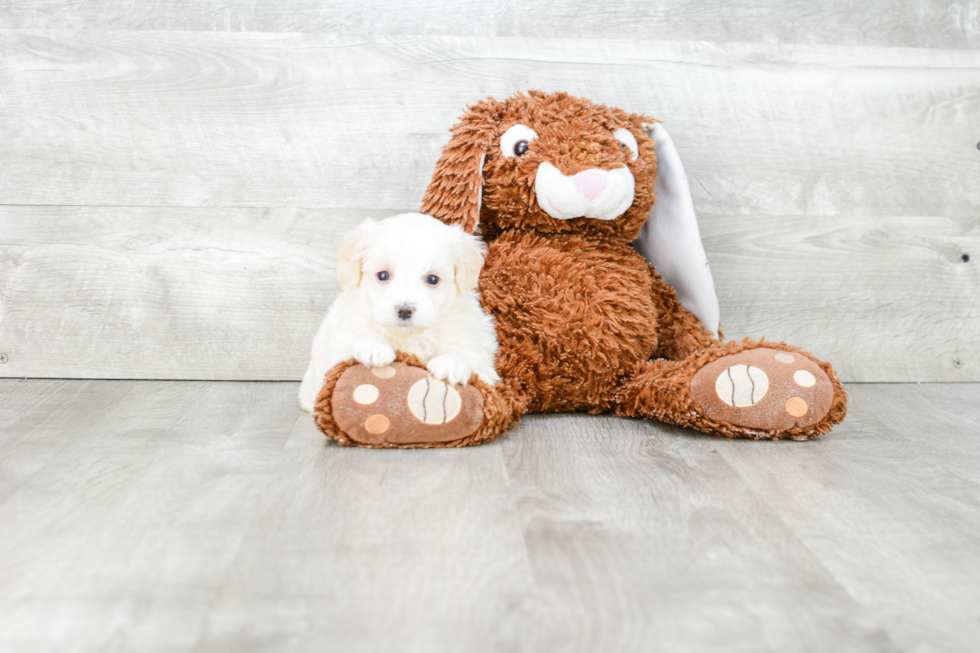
[396,304,415,321]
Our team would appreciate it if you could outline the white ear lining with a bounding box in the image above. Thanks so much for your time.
[474,152,485,232]
[632,123,720,337]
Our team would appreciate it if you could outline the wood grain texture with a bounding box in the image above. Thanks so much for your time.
[704,213,980,383]
[0,379,137,502]
[0,379,298,653]
[499,413,897,652]
[2,379,980,651]
[847,383,980,483]
[196,414,531,653]
[1,0,980,49]
[0,205,384,380]
[1,31,978,382]
[2,33,979,215]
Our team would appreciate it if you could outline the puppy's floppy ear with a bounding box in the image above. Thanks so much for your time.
[451,228,486,293]
[420,99,501,234]
[336,219,375,289]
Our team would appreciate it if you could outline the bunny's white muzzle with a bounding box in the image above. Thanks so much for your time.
[535,162,635,221]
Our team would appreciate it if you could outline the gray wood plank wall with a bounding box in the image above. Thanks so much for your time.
[1,3,978,382]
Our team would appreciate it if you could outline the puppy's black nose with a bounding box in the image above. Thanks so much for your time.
[397,305,415,320]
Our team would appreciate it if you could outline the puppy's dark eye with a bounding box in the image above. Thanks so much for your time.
[425,275,440,286]
[377,271,390,281]
[514,140,529,157]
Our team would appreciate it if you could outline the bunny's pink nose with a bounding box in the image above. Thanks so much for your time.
[572,168,608,200]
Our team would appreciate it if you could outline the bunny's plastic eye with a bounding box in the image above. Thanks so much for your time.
[377,271,390,281]
[425,275,440,286]
[500,124,538,158]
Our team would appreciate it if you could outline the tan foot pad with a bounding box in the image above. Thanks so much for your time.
[331,361,484,446]
[691,348,834,432]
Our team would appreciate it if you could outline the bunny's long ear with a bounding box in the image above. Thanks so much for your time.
[633,124,720,337]
[420,100,501,234]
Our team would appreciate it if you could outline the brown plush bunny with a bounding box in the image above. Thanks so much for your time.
[313,91,847,447]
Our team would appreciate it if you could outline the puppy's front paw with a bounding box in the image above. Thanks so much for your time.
[351,339,396,368]
[427,354,473,386]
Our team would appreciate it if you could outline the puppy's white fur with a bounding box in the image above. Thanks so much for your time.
[299,213,500,413]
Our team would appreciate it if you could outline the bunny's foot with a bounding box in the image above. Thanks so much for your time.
[690,347,841,439]
[313,356,517,448]
[616,340,847,440]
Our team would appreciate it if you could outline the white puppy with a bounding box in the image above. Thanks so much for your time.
[299,213,500,413]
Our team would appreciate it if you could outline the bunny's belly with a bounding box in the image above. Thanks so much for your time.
[480,231,660,412]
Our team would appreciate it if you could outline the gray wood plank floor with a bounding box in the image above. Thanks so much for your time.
[1,380,978,652]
